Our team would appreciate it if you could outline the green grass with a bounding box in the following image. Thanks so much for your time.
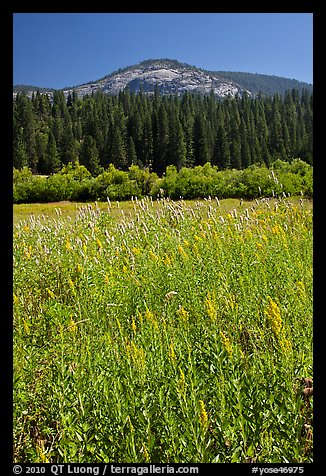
[13,197,313,463]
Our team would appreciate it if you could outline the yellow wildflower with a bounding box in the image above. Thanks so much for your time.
[220,331,233,356]
[37,442,49,463]
[265,296,282,337]
[69,317,77,333]
[13,293,19,305]
[104,273,109,284]
[96,238,103,249]
[280,336,292,354]
[23,318,30,335]
[192,243,198,254]
[227,294,237,311]
[76,263,83,273]
[46,288,55,299]
[177,306,189,324]
[168,342,177,367]
[178,244,187,257]
[127,415,134,433]
[132,247,141,256]
[68,277,75,290]
[198,400,208,428]
[142,444,150,462]
[296,281,306,299]
[128,342,146,372]
[178,366,186,396]
[144,307,159,330]
[162,254,172,266]
[131,316,137,334]
[149,250,157,260]
[65,240,72,251]
[205,291,217,321]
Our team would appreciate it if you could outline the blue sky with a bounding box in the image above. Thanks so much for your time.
[13,13,313,89]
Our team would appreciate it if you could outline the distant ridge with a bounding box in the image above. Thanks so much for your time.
[13,58,313,99]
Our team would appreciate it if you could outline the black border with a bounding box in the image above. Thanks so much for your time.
[3,2,321,473]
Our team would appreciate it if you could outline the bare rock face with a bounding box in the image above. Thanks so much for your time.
[62,59,251,99]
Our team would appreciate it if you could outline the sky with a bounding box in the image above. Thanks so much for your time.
[13,13,313,89]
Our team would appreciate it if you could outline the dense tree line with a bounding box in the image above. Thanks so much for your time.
[13,88,313,177]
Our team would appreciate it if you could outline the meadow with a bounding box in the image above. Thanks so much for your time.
[13,196,313,463]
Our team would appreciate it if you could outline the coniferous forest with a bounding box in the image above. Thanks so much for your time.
[13,88,313,177]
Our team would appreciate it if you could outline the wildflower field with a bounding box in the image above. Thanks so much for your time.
[13,197,313,463]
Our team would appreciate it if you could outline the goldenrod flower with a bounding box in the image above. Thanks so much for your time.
[128,342,146,372]
[76,263,83,273]
[296,281,306,299]
[205,291,217,321]
[168,342,177,366]
[142,444,150,462]
[198,400,208,428]
[145,308,158,330]
[69,317,77,333]
[265,296,282,337]
[68,278,75,290]
[149,250,157,260]
[162,254,172,266]
[280,336,292,354]
[127,415,134,433]
[178,244,187,258]
[23,318,30,335]
[131,316,137,334]
[177,306,189,324]
[178,367,186,396]
[220,331,233,356]
[96,238,103,249]
[46,288,55,299]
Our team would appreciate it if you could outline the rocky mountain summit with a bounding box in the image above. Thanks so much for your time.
[14,58,313,100]
[66,59,249,98]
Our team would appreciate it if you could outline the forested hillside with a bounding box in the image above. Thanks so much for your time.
[13,88,313,177]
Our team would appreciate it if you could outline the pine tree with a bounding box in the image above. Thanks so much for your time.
[126,136,138,166]
[213,125,230,169]
[193,113,209,165]
[168,111,186,170]
[110,126,127,169]
[154,102,169,174]
[13,126,28,169]
[80,135,101,176]
[45,130,61,173]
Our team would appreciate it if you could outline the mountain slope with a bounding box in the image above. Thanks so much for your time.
[14,58,313,99]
